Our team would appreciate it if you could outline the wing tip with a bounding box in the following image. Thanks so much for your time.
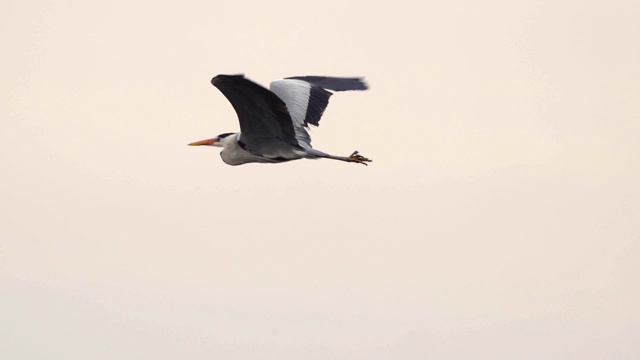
[285,76,369,91]
[211,73,246,86]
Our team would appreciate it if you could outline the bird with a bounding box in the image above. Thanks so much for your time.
[188,74,372,166]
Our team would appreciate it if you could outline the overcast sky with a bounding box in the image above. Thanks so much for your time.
[2,0,639,359]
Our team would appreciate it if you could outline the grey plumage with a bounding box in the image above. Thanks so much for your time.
[189,74,372,166]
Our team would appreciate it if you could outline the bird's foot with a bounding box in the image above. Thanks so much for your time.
[347,151,372,166]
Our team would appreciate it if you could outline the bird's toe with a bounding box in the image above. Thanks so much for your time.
[348,150,372,165]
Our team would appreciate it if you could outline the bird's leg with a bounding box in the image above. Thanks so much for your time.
[324,151,372,165]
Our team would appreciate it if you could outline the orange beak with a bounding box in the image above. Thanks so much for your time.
[188,138,217,146]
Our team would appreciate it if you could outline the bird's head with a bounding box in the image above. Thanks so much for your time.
[188,132,237,148]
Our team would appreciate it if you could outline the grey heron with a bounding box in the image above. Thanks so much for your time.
[188,74,372,166]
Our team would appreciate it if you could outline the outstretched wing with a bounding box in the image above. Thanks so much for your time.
[286,76,368,91]
[211,74,299,155]
[269,76,368,148]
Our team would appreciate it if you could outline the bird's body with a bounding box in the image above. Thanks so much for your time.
[189,74,371,166]
[215,132,306,165]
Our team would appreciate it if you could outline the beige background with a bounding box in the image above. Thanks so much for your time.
[2,0,639,358]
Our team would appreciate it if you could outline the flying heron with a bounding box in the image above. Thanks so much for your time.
[188,74,372,166]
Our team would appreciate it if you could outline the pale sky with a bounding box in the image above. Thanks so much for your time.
[2,0,639,359]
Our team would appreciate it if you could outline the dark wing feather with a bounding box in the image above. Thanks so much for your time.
[211,75,299,153]
[285,76,368,91]
[304,85,331,127]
